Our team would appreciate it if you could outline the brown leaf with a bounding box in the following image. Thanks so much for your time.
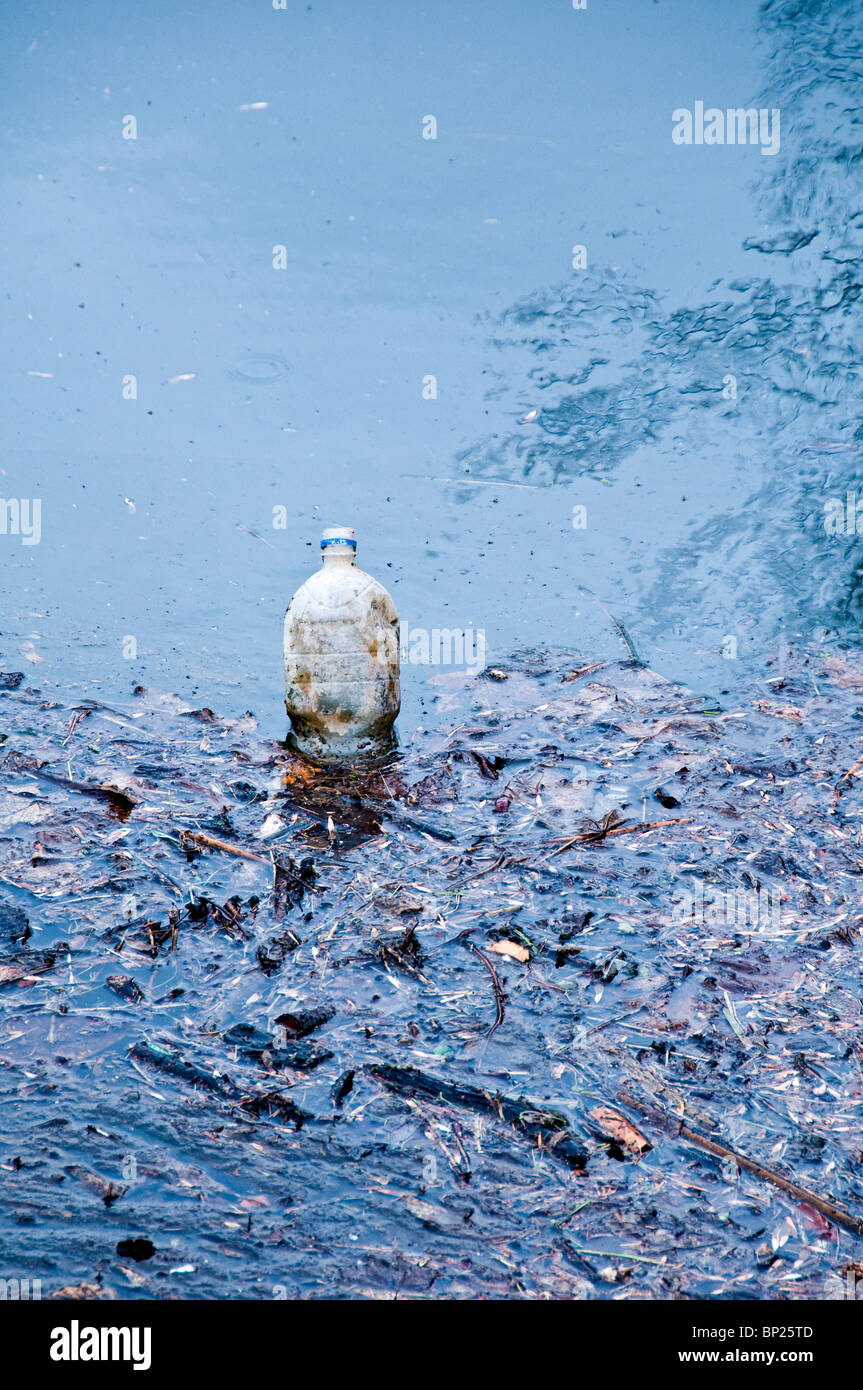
[0,947,61,987]
[798,1201,832,1235]
[64,1165,127,1206]
[49,1283,115,1300]
[469,750,500,780]
[821,654,863,690]
[488,939,530,964]
[753,699,803,721]
[589,1105,651,1156]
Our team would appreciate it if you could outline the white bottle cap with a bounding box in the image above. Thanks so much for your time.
[321,525,356,550]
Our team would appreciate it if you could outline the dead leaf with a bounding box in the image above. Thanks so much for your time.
[64,1165,127,1205]
[0,948,61,986]
[589,1105,651,1156]
[0,963,28,985]
[821,654,863,690]
[798,1201,832,1235]
[49,1283,115,1300]
[488,939,530,964]
[753,699,803,721]
[403,1196,464,1230]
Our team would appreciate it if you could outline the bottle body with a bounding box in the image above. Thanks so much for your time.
[284,532,400,760]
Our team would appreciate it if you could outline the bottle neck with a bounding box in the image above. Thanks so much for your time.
[322,547,356,567]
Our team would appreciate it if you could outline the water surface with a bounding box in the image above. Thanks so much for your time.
[4,0,859,737]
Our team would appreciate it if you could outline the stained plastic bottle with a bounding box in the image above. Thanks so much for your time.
[283,526,400,760]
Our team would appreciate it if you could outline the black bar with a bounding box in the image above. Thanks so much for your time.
[3,1296,854,1376]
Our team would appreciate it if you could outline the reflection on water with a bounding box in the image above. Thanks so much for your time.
[459,0,863,666]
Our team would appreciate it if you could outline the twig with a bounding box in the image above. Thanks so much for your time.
[579,588,642,665]
[834,754,863,806]
[607,613,641,664]
[839,755,863,784]
[127,853,186,898]
[562,661,607,684]
[180,830,269,864]
[546,817,694,857]
[563,1241,664,1266]
[618,1091,863,1237]
[463,940,506,1041]
[464,851,507,883]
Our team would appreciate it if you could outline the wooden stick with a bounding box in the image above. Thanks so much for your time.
[180,830,269,864]
[465,851,507,883]
[838,755,863,785]
[464,940,506,1041]
[547,817,694,857]
[832,755,863,807]
[618,1091,863,1237]
[562,661,607,684]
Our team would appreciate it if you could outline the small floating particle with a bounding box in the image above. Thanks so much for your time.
[167,373,196,384]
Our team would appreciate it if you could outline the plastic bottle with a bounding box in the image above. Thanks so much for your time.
[283,526,400,760]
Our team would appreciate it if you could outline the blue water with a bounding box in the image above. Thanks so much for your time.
[2,0,860,739]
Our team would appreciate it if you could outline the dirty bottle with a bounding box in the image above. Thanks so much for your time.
[283,526,400,760]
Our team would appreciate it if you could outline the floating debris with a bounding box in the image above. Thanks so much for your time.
[2,646,863,1297]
